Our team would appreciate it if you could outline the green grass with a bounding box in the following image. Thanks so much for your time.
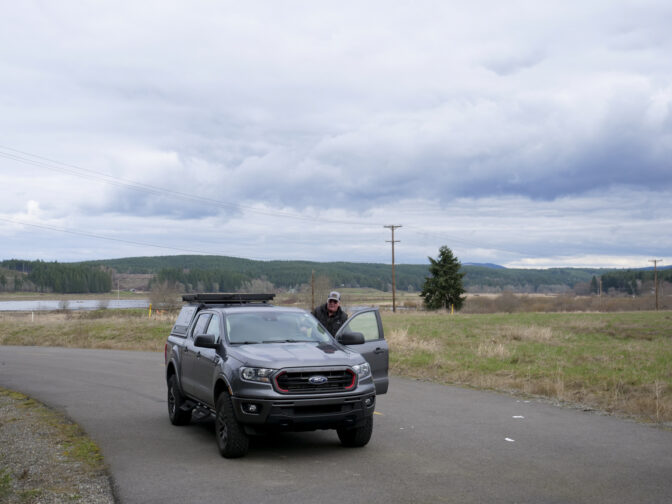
[0,388,107,502]
[0,468,12,499]
[382,311,672,423]
[1,389,105,471]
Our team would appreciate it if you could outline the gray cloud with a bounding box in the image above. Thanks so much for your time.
[1,1,671,267]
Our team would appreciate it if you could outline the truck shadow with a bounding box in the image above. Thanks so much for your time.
[187,411,354,459]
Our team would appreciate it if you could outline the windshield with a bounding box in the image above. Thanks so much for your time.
[225,311,332,344]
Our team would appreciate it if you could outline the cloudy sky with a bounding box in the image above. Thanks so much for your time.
[1,1,671,269]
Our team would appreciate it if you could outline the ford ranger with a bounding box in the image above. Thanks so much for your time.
[164,293,389,458]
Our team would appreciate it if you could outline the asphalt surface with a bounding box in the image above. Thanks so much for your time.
[1,345,671,504]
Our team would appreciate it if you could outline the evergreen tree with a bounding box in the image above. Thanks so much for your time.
[420,246,466,311]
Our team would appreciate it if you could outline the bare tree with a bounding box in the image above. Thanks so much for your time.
[149,281,182,310]
[296,275,333,310]
[313,275,333,310]
[238,277,275,294]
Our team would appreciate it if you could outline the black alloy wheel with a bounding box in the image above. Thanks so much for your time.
[215,393,249,458]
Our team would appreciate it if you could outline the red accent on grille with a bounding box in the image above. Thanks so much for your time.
[344,369,356,390]
[274,371,289,392]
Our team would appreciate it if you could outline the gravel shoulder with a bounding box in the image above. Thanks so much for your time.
[0,388,116,504]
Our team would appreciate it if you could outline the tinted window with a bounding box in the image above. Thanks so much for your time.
[172,306,198,336]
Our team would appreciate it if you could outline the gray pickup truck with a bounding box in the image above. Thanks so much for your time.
[164,293,389,458]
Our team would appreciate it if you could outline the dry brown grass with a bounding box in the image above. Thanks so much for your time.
[462,293,671,313]
[386,327,441,353]
[496,325,554,342]
[0,310,171,352]
[476,342,511,359]
[382,310,672,424]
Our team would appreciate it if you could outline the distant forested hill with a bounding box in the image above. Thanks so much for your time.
[3,255,666,295]
[81,255,429,292]
[461,265,610,293]
[79,255,612,294]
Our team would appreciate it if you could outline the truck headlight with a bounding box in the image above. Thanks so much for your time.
[241,367,275,383]
[351,362,371,378]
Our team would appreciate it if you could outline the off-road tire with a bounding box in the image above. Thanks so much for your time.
[337,415,373,447]
[215,393,249,458]
[167,375,192,426]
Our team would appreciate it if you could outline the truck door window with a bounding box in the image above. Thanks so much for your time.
[191,314,211,339]
[344,311,380,341]
[206,314,221,343]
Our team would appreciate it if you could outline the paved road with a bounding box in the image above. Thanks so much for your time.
[1,346,671,504]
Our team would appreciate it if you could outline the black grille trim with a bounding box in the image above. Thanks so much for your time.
[274,368,356,394]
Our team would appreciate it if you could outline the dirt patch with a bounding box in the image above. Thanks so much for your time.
[0,389,116,503]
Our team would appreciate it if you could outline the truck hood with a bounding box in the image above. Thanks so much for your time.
[228,342,363,369]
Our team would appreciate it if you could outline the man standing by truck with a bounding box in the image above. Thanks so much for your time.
[312,291,348,336]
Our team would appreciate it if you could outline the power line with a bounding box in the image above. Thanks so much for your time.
[0,217,223,256]
[0,216,385,262]
[0,145,538,260]
[403,225,528,258]
[0,145,384,227]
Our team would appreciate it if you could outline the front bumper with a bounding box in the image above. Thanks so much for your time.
[231,392,376,432]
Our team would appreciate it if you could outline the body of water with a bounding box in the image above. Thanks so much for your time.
[0,299,150,311]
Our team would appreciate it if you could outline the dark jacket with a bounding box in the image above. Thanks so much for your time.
[312,303,348,336]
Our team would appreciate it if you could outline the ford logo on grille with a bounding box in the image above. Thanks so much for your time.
[309,375,328,385]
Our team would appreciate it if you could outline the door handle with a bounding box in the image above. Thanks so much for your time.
[374,348,385,354]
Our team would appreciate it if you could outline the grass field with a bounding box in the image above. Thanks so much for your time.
[1,307,670,424]
[382,310,672,424]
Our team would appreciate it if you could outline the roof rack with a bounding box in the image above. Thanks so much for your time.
[182,293,275,305]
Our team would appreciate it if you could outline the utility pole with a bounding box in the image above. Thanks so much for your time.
[649,259,663,311]
[311,270,315,311]
[384,225,402,313]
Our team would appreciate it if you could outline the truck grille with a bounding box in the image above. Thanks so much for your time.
[274,368,356,394]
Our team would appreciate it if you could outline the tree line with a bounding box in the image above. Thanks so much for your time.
[80,255,604,293]
[599,269,672,296]
[0,260,112,293]
[85,256,428,292]
[98,258,672,297]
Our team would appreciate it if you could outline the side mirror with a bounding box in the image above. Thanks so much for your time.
[194,334,218,349]
[338,331,365,345]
